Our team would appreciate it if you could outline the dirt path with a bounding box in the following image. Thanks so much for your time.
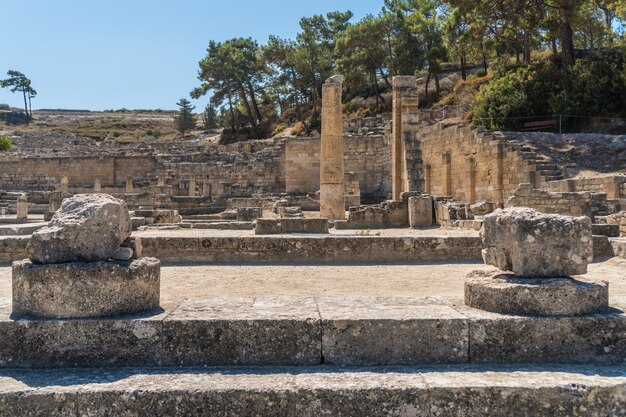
[0,258,623,306]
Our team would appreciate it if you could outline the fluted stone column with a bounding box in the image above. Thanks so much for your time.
[392,76,419,201]
[320,75,345,220]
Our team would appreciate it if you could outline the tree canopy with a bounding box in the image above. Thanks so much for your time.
[190,0,625,135]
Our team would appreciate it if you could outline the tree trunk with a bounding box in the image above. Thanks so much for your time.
[425,72,431,99]
[524,30,531,64]
[22,89,28,118]
[434,73,440,95]
[227,91,236,132]
[28,95,32,118]
[482,50,488,73]
[559,7,575,68]
[551,38,558,56]
[460,54,467,81]
[246,80,263,123]
[238,84,256,127]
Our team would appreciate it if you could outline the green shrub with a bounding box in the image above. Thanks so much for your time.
[474,68,487,78]
[472,52,626,130]
[0,103,10,111]
[146,129,162,138]
[0,135,12,151]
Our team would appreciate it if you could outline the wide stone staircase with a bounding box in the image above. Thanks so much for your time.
[2,295,626,416]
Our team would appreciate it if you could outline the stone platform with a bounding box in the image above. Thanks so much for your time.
[1,296,626,368]
[12,258,160,318]
[465,270,609,315]
[1,365,625,416]
[0,232,618,263]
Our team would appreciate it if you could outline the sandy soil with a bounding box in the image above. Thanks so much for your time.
[0,257,624,306]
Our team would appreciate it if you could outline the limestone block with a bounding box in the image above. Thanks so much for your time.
[481,208,593,277]
[161,297,321,366]
[465,270,609,315]
[27,194,131,264]
[408,196,433,228]
[12,257,160,318]
[237,207,262,222]
[255,218,329,235]
[16,194,28,220]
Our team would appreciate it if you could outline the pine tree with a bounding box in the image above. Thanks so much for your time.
[202,104,218,130]
[175,98,196,137]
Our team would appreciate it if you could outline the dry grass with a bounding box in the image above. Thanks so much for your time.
[0,111,190,143]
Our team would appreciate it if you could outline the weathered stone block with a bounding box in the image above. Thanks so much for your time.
[481,208,593,277]
[27,194,131,264]
[12,258,160,318]
[236,207,262,221]
[465,270,609,316]
[255,218,329,235]
[319,297,468,365]
[408,195,433,228]
[162,297,321,366]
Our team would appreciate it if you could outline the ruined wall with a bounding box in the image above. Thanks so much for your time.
[418,123,562,204]
[0,156,156,191]
[506,183,612,218]
[543,176,626,199]
[284,135,392,197]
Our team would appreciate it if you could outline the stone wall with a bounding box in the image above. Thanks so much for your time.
[283,135,391,197]
[419,123,564,205]
[0,155,156,190]
[543,176,626,199]
[506,183,613,219]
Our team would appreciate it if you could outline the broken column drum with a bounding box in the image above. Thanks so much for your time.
[12,194,161,319]
[465,208,608,316]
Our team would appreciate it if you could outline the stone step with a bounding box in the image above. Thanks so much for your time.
[1,365,625,416]
[2,296,626,369]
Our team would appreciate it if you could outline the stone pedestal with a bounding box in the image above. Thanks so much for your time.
[408,195,433,228]
[16,194,28,221]
[126,177,134,193]
[12,258,161,319]
[320,75,345,221]
[94,178,101,193]
[465,270,609,316]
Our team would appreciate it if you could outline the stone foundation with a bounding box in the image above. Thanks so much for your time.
[465,270,609,316]
[12,258,160,318]
[255,218,329,235]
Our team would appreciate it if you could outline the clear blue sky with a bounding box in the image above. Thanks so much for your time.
[0,0,384,111]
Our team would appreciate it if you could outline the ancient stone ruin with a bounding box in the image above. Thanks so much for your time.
[466,208,609,316]
[0,74,625,416]
[12,194,160,318]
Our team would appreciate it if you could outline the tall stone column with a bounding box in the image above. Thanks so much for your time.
[126,177,134,193]
[320,75,345,221]
[94,177,102,193]
[392,76,419,201]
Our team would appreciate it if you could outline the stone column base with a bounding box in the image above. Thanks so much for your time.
[465,270,609,316]
[12,258,160,319]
